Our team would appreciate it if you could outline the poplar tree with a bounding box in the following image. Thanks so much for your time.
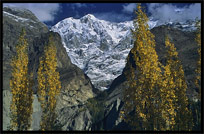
[160,37,177,130]
[192,19,201,130]
[37,35,61,131]
[122,60,141,129]
[122,4,164,130]
[9,29,33,130]
[195,20,201,99]
[164,36,193,130]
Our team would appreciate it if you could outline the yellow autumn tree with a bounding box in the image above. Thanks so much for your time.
[122,59,142,129]
[122,3,164,130]
[37,35,61,131]
[195,20,201,99]
[159,37,177,130]
[164,36,193,130]
[9,29,34,130]
[191,19,201,130]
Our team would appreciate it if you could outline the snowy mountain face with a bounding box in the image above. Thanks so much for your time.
[51,14,196,90]
[51,14,134,90]
[164,20,197,31]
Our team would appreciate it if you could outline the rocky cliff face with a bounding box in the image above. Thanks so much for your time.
[3,7,48,91]
[3,7,95,130]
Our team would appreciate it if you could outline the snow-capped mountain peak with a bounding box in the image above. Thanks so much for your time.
[82,14,97,20]
[51,14,197,90]
[51,14,134,90]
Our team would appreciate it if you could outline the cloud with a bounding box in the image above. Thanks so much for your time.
[3,3,61,22]
[94,12,132,22]
[122,3,137,14]
[147,3,201,23]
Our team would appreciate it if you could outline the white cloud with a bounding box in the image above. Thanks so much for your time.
[3,3,61,22]
[94,12,132,22]
[147,3,201,23]
[122,3,137,14]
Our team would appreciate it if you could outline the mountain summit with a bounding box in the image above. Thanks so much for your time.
[51,14,134,90]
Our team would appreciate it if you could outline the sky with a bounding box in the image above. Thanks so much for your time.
[3,3,201,27]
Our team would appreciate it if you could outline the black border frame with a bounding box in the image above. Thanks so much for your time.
[1,0,203,133]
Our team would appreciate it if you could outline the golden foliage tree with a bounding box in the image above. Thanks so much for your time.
[9,29,34,130]
[37,35,61,131]
[195,20,201,99]
[122,4,164,130]
[159,37,177,130]
[164,36,193,130]
[191,19,201,130]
